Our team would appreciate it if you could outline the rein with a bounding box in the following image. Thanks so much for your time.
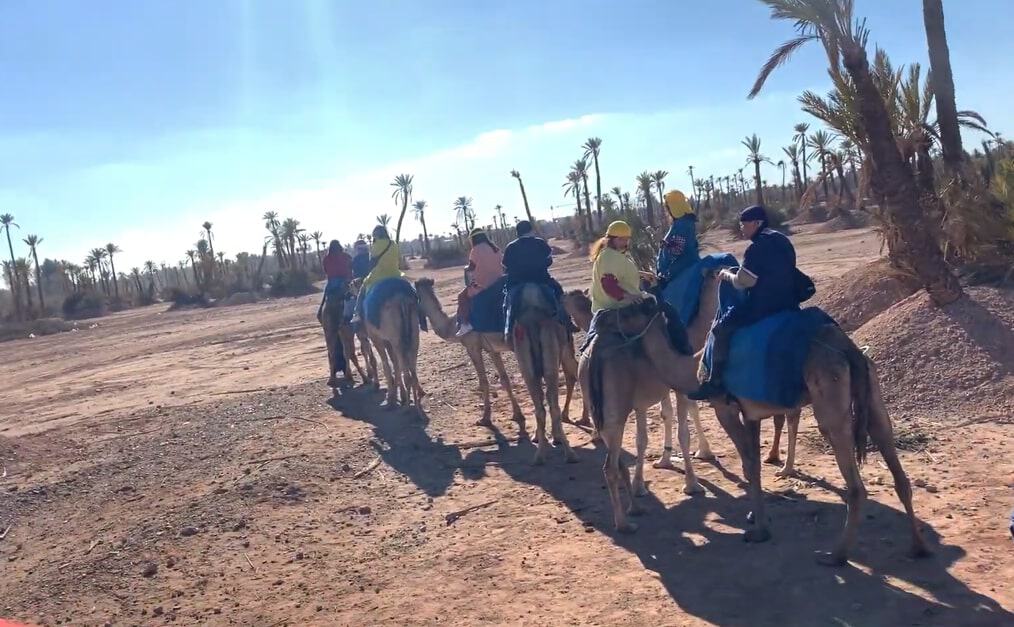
[600,310,661,353]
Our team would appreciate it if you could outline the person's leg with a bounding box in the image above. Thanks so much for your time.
[688,308,748,400]
[455,287,471,325]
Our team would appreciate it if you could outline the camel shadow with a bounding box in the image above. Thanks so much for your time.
[462,441,1012,626]
[326,384,462,497]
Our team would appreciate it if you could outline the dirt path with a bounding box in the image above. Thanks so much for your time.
[2,226,1011,626]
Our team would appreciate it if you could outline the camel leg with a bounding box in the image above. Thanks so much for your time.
[522,368,550,465]
[601,422,635,533]
[489,352,525,427]
[686,398,715,460]
[467,346,494,427]
[866,369,930,558]
[388,342,410,406]
[543,330,576,463]
[323,321,338,388]
[375,339,398,407]
[631,409,649,501]
[811,375,867,566]
[766,414,785,464]
[559,335,579,423]
[653,395,676,470]
[358,329,379,388]
[776,410,801,477]
[715,406,770,543]
[675,397,704,495]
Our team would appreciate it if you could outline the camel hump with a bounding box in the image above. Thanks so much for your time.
[517,283,557,319]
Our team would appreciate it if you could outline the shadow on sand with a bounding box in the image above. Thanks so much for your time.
[457,432,1012,627]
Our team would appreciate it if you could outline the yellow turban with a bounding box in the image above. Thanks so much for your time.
[605,220,632,238]
[664,190,693,219]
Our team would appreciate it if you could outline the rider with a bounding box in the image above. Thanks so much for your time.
[351,239,371,280]
[502,219,572,332]
[318,239,353,320]
[689,205,800,400]
[352,226,403,325]
[456,228,504,337]
[657,190,700,287]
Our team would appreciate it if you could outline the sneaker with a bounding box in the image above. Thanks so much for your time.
[687,380,726,401]
[455,323,473,338]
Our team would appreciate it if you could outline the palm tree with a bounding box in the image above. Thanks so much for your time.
[90,248,109,295]
[143,260,158,293]
[793,123,811,186]
[583,137,604,224]
[281,218,302,261]
[453,197,476,231]
[14,258,32,310]
[310,230,324,269]
[104,243,122,300]
[185,250,200,288]
[634,171,656,226]
[1,214,23,319]
[390,173,414,242]
[782,145,804,199]
[263,210,286,269]
[749,0,961,305]
[742,134,770,205]
[202,221,216,277]
[922,0,962,169]
[510,170,535,225]
[777,160,787,203]
[412,200,431,255]
[23,235,44,311]
[686,165,698,207]
[651,170,668,216]
[609,186,625,212]
[297,233,310,267]
[808,129,837,199]
[130,267,144,294]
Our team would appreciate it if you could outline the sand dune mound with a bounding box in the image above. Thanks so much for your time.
[813,259,920,332]
[852,286,1014,422]
[811,211,871,234]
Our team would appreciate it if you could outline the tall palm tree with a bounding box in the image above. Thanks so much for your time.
[23,235,44,311]
[686,165,698,207]
[262,210,286,269]
[185,250,200,288]
[412,200,431,255]
[90,248,109,295]
[808,129,837,198]
[750,0,961,305]
[453,197,475,232]
[510,170,535,225]
[390,173,414,242]
[609,186,625,212]
[782,144,804,199]
[563,171,588,235]
[202,221,216,277]
[651,170,668,218]
[143,260,158,293]
[310,231,324,269]
[105,243,121,300]
[1,213,23,319]
[130,267,144,294]
[583,137,604,223]
[922,0,962,169]
[635,171,656,226]
[376,214,391,227]
[793,123,811,186]
[297,234,310,267]
[741,134,770,205]
[15,259,33,310]
[777,160,787,203]
[281,218,302,261]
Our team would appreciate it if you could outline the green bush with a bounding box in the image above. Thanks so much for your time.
[62,291,106,320]
[269,268,318,297]
[424,245,467,270]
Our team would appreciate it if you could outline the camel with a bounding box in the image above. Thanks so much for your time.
[415,278,577,464]
[580,299,704,532]
[564,273,802,479]
[318,294,368,388]
[414,278,580,429]
[360,282,425,408]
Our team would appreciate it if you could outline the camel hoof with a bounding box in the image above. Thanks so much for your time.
[532,451,548,466]
[775,467,796,478]
[616,522,638,534]
[694,450,716,461]
[652,457,675,470]
[765,456,782,465]
[743,527,772,544]
[683,482,705,496]
[815,551,848,567]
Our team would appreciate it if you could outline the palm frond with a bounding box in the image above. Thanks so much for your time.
[749,34,817,99]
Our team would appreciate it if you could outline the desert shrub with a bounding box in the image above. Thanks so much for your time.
[425,245,467,270]
[62,291,106,320]
[269,268,318,297]
[0,318,75,343]
[165,288,209,310]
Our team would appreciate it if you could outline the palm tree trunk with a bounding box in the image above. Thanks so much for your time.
[421,216,430,255]
[922,0,963,169]
[516,177,534,225]
[753,161,764,205]
[592,155,603,225]
[3,230,20,320]
[395,195,409,242]
[109,255,120,300]
[835,160,854,205]
[841,42,961,305]
[32,250,44,311]
[581,173,593,229]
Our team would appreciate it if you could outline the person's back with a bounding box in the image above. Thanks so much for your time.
[323,250,353,281]
[657,190,700,283]
[503,227,552,287]
[469,240,504,294]
[363,235,402,290]
[740,227,797,318]
[351,249,370,280]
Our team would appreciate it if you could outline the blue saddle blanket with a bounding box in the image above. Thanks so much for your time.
[363,277,427,331]
[504,282,566,338]
[469,276,508,333]
[661,253,740,326]
[703,306,836,407]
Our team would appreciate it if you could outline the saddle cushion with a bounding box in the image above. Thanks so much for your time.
[661,253,740,325]
[702,306,837,407]
[363,277,420,329]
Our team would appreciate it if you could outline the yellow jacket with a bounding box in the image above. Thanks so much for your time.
[362,239,403,291]
[591,247,640,312]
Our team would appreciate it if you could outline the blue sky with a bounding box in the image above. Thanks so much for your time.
[2,0,1012,272]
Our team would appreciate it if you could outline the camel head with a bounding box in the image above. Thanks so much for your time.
[562,289,593,332]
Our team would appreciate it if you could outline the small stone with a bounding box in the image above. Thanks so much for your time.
[295,552,304,561]
[913,478,927,488]
[358,506,371,515]
[232,520,247,531]
[152,606,164,617]
[180,526,199,537]
[166,557,176,568]
[141,562,158,577]
[925,485,939,493]
[316,605,323,612]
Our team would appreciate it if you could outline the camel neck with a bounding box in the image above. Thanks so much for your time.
[416,287,456,339]
[687,277,721,352]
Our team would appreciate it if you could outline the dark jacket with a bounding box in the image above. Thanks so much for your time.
[351,252,371,280]
[739,228,798,319]
[502,235,553,286]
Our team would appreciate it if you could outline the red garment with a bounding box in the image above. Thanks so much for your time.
[600,274,627,301]
[323,252,353,280]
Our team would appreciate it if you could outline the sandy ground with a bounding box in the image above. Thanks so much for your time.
[1,226,1012,626]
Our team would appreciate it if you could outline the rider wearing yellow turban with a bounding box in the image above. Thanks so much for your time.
[657,190,699,286]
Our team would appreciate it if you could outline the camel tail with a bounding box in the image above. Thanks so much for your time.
[842,332,872,465]
[588,344,606,431]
